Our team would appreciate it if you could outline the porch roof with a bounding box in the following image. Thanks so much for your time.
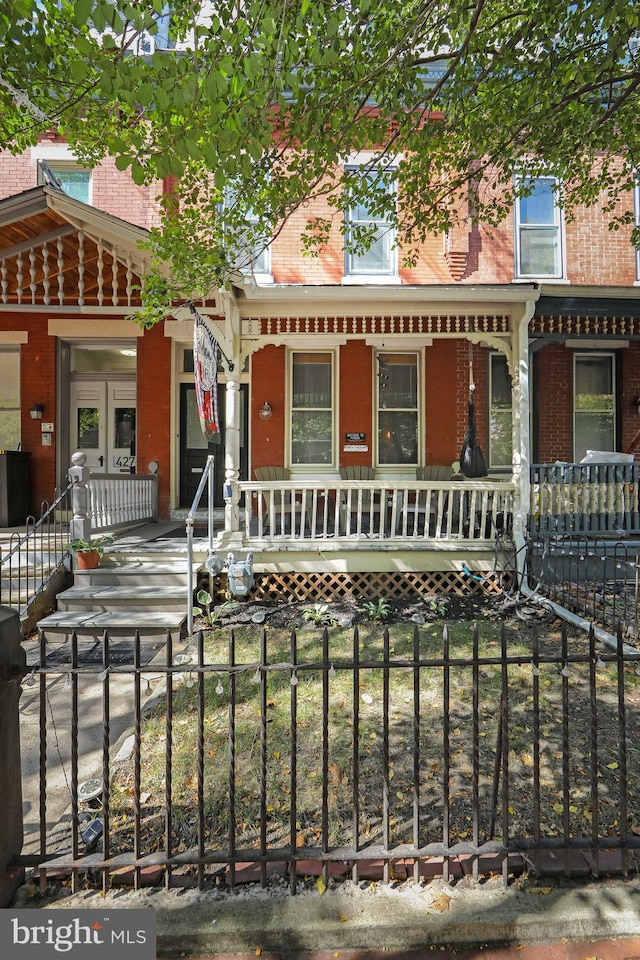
[0,186,151,310]
[232,279,541,324]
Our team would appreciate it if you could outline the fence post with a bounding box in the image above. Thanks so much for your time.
[68,451,91,542]
[0,606,27,906]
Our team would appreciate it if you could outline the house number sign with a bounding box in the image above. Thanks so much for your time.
[346,432,366,442]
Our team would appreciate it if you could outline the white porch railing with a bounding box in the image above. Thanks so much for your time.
[239,478,515,545]
[530,462,640,535]
[88,473,159,530]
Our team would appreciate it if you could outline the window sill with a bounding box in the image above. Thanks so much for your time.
[512,277,570,284]
[341,275,401,285]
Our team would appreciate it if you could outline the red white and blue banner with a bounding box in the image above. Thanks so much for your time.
[192,307,221,443]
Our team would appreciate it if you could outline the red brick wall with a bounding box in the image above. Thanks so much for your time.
[250,345,286,471]
[0,133,162,230]
[20,317,57,511]
[425,340,488,466]
[534,344,574,462]
[339,340,373,467]
[136,324,171,517]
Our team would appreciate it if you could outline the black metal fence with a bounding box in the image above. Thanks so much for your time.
[23,618,640,895]
[527,535,640,641]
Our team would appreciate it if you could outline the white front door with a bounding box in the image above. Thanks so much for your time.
[70,381,136,474]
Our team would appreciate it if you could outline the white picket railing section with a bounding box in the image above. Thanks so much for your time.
[88,473,159,530]
[239,478,515,544]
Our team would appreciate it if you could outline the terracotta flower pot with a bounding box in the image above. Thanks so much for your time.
[76,549,100,570]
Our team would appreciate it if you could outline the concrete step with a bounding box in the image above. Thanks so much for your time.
[56,584,188,613]
[71,562,202,587]
[37,610,186,640]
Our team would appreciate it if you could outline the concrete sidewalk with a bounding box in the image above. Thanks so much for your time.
[12,873,640,958]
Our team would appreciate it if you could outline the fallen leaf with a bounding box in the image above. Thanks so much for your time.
[317,876,326,895]
[255,949,262,957]
[431,892,451,912]
[606,761,619,770]
[338,915,349,922]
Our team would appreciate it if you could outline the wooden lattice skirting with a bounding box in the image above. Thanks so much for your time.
[218,570,510,604]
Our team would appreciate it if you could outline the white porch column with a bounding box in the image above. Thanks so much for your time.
[511,300,537,576]
[223,375,242,539]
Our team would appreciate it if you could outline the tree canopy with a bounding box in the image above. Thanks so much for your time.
[1,0,639,323]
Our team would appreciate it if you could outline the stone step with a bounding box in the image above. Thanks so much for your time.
[56,584,188,613]
[37,610,186,640]
[71,562,202,587]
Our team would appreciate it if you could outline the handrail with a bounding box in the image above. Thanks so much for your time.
[186,456,216,640]
[0,481,73,614]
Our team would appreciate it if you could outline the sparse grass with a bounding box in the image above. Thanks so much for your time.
[107,611,640,867]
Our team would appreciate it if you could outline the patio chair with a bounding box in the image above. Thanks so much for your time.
[253,466,292,534]
[339,465,377,534]
[414,465,456,536]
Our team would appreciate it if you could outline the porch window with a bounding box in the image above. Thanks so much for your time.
[377,353,418,465]
[38,161,91,204]
[291,353,333,465]
[0,349,20,451]
[573,353,615,461]
[489,353,512,469]
[345,167,396,277]
[515,176,563,279]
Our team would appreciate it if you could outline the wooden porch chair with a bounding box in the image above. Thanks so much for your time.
[339,465,376,533]
[416,465,454,481]
[253,466,291,533]
[415,465,455,536]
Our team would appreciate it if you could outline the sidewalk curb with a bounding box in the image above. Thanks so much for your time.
[14,875,640,957]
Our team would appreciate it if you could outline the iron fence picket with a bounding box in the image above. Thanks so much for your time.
[23,621,640,893]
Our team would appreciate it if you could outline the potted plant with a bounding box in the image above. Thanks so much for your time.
[67,535,114,570]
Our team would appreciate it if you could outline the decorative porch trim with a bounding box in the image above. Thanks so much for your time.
[259,314,511,337]
[532,315,640,337]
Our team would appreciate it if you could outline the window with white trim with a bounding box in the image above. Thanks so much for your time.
[0,349,21,451]
[224,186,271,278]
[515,176,563,279]
[573,353,615,461]
[290,352,334,465]
[488,353,512,469]
[345,168,396,277]
[37,161,91,204]
[376,352,418,465]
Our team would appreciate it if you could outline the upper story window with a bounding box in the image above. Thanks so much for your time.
[488,353,512,470]
[377,353,418,466]
[224,186,272,280]
[290,352,334,466]
[573,353,615,461]
[37,160,91,204]
[514,176,563,279]
[345,167,396,278]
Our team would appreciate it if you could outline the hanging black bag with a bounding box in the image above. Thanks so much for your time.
[460,387,487,478]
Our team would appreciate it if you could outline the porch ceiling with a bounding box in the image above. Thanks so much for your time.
[0,186,150,310]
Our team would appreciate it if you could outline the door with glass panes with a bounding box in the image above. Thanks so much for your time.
[179,382,248,507]
[70,381,136,473]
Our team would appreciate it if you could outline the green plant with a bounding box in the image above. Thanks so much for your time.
[428,596,448,617]
[302,603,334,626]
[67,534,114,558]
[358,597,393,622]
[192,590,233,627]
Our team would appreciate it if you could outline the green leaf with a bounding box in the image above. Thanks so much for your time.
[74,0,94,27]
